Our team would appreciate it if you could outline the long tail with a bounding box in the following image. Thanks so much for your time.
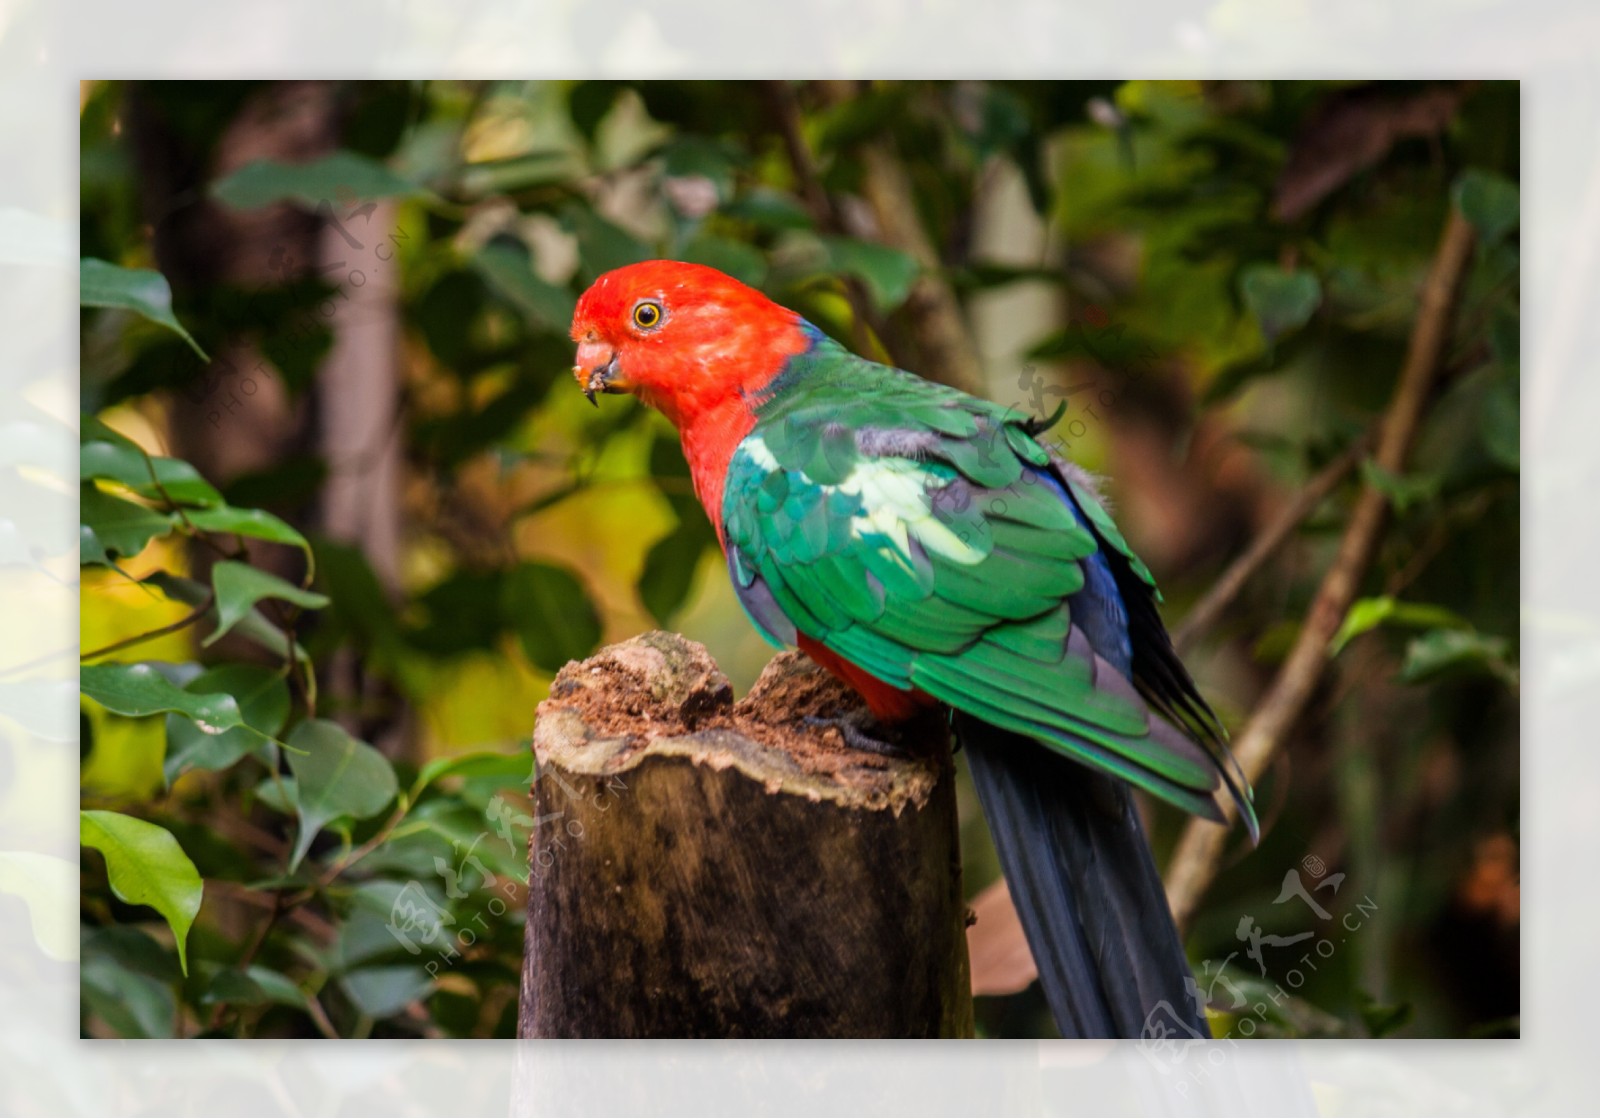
[958,714,1208,1039]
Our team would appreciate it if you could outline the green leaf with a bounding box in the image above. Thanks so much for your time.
[1358,992,1415,1038]
[164,664,290,784]
[82,923,180,983]
[222,455,329,510]
[1401,629,1516,686]
[207,561,329,647]
[80,809,204,975]
[335,879,437,970]
[413,750,531,797]
[563,205,651,286]
[399,800,530,883]
[455,151,583,196]
[312,538,405,664]
[80,483,174,562]
[198,964,308,1010]
[339,964,434,1018]
[1201,334,1310,405]
[252,774,298,816]
[1330,596,1470,655]
[569,80,623,141]
[80,439,223,508]
[1330,598,1397,655]
[244,965,311,1009]
[1454,170,1519,245]
[183,505,311,554]
[660,135,741,203]
[1360,460,1441,513]
[81,954,177,1038]
[679,234,767,289]
[638,522,713,626]
[80,525,108,566]
[413,269,488,369]
[408,570,506,657]
[80,413,172,458]
[819,237,920,313]
[721,188,812,232]
[1239,263,1321,342]
[1202,350,1276,405]
[285,719,398,871]
[813,86,910,151]
[501,562,602,673]
[471,240,576,332]
[79,258,209,360]
[211,151,424,211]
[142,571,312,668]
[81,662,246,733]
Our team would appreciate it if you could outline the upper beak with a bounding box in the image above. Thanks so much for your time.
[575,343,621,407]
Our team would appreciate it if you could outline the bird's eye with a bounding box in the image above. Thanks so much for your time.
[632,301,663,330]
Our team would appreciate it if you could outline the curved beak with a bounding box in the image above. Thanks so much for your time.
[575,342,623,407]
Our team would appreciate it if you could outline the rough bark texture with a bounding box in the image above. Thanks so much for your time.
[519,632,974,1039]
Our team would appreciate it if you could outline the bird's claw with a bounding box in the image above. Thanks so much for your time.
[802,715,912,759]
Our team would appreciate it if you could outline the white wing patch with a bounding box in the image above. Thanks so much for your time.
[739,434,987,568]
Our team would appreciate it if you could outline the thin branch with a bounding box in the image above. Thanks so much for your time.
[209,891,284,1030]
[816,80,986,396]
[764,80,883,357]
[203,879,337,941]
[304,994,341,1040]
[1163,208,1479,932]
[80,592,215,661]
[311,797,409,889]
[1172,438,1368,655]
[125,433,243,566]
[765,80,848,232]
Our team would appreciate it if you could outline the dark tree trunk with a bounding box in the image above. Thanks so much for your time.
[127,80,410,757]
[518,632,974,1039]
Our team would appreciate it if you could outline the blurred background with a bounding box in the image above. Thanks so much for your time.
[78,79,1519,1039]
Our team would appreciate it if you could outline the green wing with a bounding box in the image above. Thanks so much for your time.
[724,346,1251,827]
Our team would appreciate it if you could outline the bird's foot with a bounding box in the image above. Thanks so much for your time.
[802,715,912,759]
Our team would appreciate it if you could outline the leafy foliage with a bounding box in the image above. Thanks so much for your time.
[80,810,204,974]
[79,79,1517,1040]
[80,258,209,360]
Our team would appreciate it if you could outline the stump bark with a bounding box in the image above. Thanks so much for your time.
[518,631,973,1038]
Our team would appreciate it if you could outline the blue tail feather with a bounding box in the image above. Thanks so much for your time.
[959,713,1209,1039]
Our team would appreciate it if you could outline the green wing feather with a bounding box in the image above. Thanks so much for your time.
[724,338,1254,829]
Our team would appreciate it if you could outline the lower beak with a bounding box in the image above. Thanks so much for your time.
[579,353,621,407]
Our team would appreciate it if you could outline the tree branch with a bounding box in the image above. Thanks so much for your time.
[1163,208,1479,932]
[765,80,848,232]
[764,80,883,358]
[80,592,216,662]
[1172,438,1368,655]
[816,81,986,396]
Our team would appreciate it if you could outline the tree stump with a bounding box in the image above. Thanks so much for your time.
[518,631,973,1038]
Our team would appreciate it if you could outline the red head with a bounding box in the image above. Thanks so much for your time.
[569,261,809,429]
[571,261,814,526]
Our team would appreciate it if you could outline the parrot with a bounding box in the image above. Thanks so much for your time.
[569,259,1256,1039]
